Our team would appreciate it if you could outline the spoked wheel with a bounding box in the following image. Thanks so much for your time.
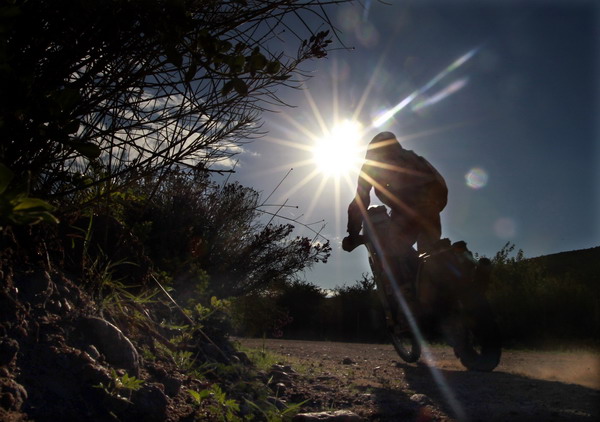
[390,329,421,363]
[453,292,502,372]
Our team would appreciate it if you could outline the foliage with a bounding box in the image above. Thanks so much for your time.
[0,163,59,227]
[234,244,599,347]
[0,0,346,211]
[121,169,331,298]
[231,275,387,342]
[95,369,144,402]
[189,384,241,422]
[230,291,292,338]
[488,242,600,347]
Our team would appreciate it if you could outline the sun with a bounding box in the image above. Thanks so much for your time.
[312,119,365,178]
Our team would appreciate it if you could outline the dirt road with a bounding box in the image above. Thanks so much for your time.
[238,338,599,421]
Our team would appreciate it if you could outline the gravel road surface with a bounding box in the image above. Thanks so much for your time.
[238,338,599,421]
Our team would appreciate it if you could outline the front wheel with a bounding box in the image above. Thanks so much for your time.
[390,330,421,363]
[453,292,502,372]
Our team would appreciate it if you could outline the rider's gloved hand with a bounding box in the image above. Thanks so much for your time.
[342,234,360,252]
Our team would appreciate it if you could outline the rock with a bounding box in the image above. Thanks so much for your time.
[78,316,140,376]
[235,351,252,365]
[410,393,431,405]
[269,365,294,386]
[14,270,53,305]
[0,338,19,366]
[85,344,101,360]
[80,363,112,386]
[132,383,169,422]
[270,382,287,395]
[293,410,364,421]
[0,378,28,411]
[160,375,182,397]
[341,357,354,365]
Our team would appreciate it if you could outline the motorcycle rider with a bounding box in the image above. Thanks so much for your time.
[342,131,448,256]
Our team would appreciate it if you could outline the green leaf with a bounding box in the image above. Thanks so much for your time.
[248,52,267,71]
[73,142,101,159]
[265,60,281,74]
[12,197,54,212]
[232,78,247,96]
[218,40,232,52]
[221,80,234,96]
[166,47,183,67]
[64,119,80,134]
[0,163,14,194]
[52,88,81,111]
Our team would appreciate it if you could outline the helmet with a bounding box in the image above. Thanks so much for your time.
[370,131,397,144]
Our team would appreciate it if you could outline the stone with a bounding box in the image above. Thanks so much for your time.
[270,382,287,395]
[0,378,28,411]
[410,393,431,405]
[293,410,364,421]
[0,338,19,366]
[161,375,182,397]
[78,316,140,376]
[132,383,169,422]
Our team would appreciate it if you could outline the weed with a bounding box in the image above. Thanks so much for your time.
[95,369,144,401]
[188,384,241,421]
[172,350,196,372]
[246,398,306,422]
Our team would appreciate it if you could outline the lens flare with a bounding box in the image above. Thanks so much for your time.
[412,78,469,112]
[465,167,488,189]
[372,47,480,128]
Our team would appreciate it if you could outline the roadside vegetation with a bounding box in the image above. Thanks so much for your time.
[231,243,600,349]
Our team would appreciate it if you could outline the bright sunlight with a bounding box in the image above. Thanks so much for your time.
[312,120,364,178]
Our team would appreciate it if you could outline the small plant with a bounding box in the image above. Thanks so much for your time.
[246,398,306,422]
[188,384,241,421]
[172,350,196,372]
[95,369,144,401]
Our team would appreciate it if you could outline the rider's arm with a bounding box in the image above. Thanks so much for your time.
[347,166,372,237]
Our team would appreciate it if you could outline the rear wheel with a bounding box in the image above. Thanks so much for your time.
[453,291,501,372]
[390,330,421,363]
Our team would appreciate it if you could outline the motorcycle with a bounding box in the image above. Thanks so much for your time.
[344,205,502,372]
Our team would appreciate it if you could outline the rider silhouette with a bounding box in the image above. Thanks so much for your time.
[342,131,448,255]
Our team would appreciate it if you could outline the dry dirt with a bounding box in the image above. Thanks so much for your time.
[238,338,600,422]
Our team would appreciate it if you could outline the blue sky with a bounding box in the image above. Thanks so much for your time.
[226,0,599,289]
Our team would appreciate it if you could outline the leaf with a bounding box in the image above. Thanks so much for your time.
[218,40,232,52]
[166,47,183,67]
[232,54,245,70]
[248,52,267,71]
[265,60,281,74]
[221,80,234,96]
[73,142,101,159]
[64,119,80,134]
[12,197,54,212]
[0,163,14,194]
[188,389,201,403]
[51,88,81,112]
[232,78,247,96]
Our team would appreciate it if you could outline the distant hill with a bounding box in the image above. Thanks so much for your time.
[529,246,600,283]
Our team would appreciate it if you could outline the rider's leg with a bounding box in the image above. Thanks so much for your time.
[415,209,442,255]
